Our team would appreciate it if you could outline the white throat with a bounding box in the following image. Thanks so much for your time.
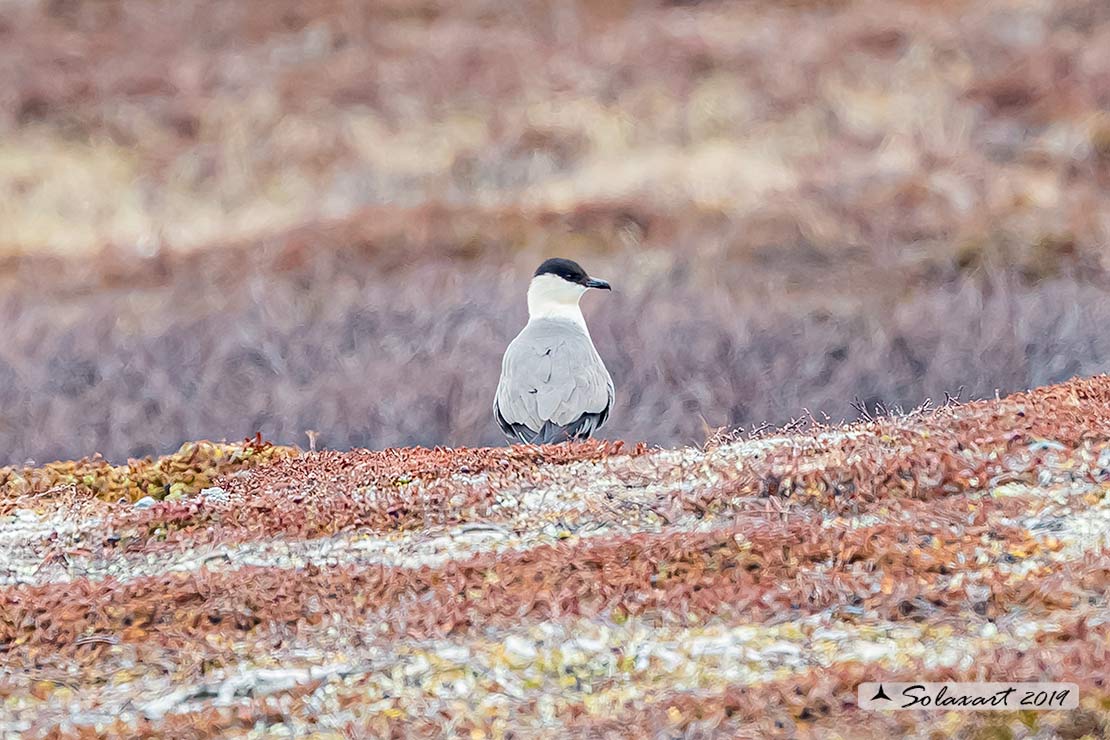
[526,274,588,330]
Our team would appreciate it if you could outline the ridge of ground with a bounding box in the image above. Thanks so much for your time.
[2,376,1109,737]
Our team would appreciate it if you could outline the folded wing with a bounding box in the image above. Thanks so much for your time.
[494,320,614,442]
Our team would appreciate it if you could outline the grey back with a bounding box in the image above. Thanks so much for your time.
[494,318,614,441]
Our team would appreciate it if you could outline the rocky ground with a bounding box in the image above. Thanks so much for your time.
[2,376,1109,738]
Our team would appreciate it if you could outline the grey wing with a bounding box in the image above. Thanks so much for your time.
[494,323,613,441]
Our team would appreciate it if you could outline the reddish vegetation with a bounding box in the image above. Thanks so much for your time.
[0,510,1058,670]
[93,439,643,546]
[1,377,1109,737]
[235,437,641,496]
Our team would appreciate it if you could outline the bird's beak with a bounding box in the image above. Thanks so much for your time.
[584,277,611,290]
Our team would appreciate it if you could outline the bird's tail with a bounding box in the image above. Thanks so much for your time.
[534,421,574,445]
[526,417,600,445]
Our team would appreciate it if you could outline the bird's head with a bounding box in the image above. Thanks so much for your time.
[531,255,610,296]
[526,258,611,323]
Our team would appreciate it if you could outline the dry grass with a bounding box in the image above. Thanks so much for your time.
[2,0,1110,258]
[3,225,1109,464]
[0,436,295,509]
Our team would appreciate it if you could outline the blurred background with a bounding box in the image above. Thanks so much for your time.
[1,0,1109,464]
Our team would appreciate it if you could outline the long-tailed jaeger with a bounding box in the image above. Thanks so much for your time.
[494,258,614,444]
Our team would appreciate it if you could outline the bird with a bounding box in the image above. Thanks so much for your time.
[494,257,615,445]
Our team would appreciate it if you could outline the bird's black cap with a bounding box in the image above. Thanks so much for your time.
[534,257,612,289]
[534,257,589,282]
